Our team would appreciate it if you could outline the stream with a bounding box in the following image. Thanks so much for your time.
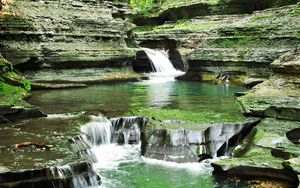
[33,80,247,187]
[1,80,248,187]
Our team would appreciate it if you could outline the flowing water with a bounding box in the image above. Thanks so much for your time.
[143,48,185,80]
[22,80,248,188]
[74,115,249,188]
[0,49,252,187]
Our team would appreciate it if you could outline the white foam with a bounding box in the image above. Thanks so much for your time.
[143,48,185,82]
[92,144,140,170]
[141,156,222,175]
[46,111,85,119]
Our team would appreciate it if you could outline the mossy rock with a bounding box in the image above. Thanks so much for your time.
[212,118,300,185]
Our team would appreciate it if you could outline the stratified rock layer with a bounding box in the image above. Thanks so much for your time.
[212,118,300,186]
[238,51,300,120]
[213,52,300,185]
[134,3,300,84]
[0,0,135,68]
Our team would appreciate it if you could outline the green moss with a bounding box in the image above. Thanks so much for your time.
[126,107,246,124]
[23,80,31,91]
[0,56,30,106]
[0,81,27,106]
[130,0,156,13]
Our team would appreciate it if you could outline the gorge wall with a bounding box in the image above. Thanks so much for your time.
[133,0,300,85]
[0,0,134,68]
[0,0,142,87]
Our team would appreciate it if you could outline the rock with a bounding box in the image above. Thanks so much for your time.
[30,82,87,90]
[287,128,300,144]
[238,51,300,121]
[271,51,300,74]
[212,118,300,186]
[25,68,144,87]
[244,77,266,88]
[134,4,300,84]
[0,161,101,188]
[141,118,260,163]
[133,0,299,26]
[3,106,46,121]
[0,0,135,67]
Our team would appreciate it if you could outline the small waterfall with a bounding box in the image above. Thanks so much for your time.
[144,48,184,78]
[110,116,146,144]
[80,115,112,145]
[50,162,100,188]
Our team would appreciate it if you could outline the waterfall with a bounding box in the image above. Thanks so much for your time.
[144,48,184,78]
[50,162,100,188]
[80,115,112,145]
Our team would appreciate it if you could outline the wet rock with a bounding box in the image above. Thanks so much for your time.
[212,118,300,186]
[111,116,147,144]
[3,106,46,121]
[0,161,100,188]
[134,4,300,84]
[141,118,260,163]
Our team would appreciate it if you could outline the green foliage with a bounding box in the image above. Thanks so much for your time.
[23,80,31,91]
[0,56,29,106]
[0,81,26,105]
[130,0,155,12]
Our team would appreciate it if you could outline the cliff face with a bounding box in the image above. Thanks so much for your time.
[133,0,299,26]
[133,2,300,85]
[0,0,135,69]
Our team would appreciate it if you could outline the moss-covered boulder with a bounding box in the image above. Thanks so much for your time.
[0,56,45,122]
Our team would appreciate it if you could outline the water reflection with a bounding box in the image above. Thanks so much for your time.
[28,81,246,118]
[137,80,176,108]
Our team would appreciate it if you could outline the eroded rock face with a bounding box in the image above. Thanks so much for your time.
[141,118,260,163]
[212,118,300,186]
[133,0,299,26]
[214,52,300,185]
[0,0,135,67]
[134,4,300,84]
[238,51,300,120]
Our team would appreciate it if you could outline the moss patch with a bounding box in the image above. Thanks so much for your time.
[127,107,246,123]
[0,56,30,106]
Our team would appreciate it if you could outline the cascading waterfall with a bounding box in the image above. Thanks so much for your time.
[80,115,112,145]
[68,115,255,187]
[50,162,100,188]
[143,48,185,79]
